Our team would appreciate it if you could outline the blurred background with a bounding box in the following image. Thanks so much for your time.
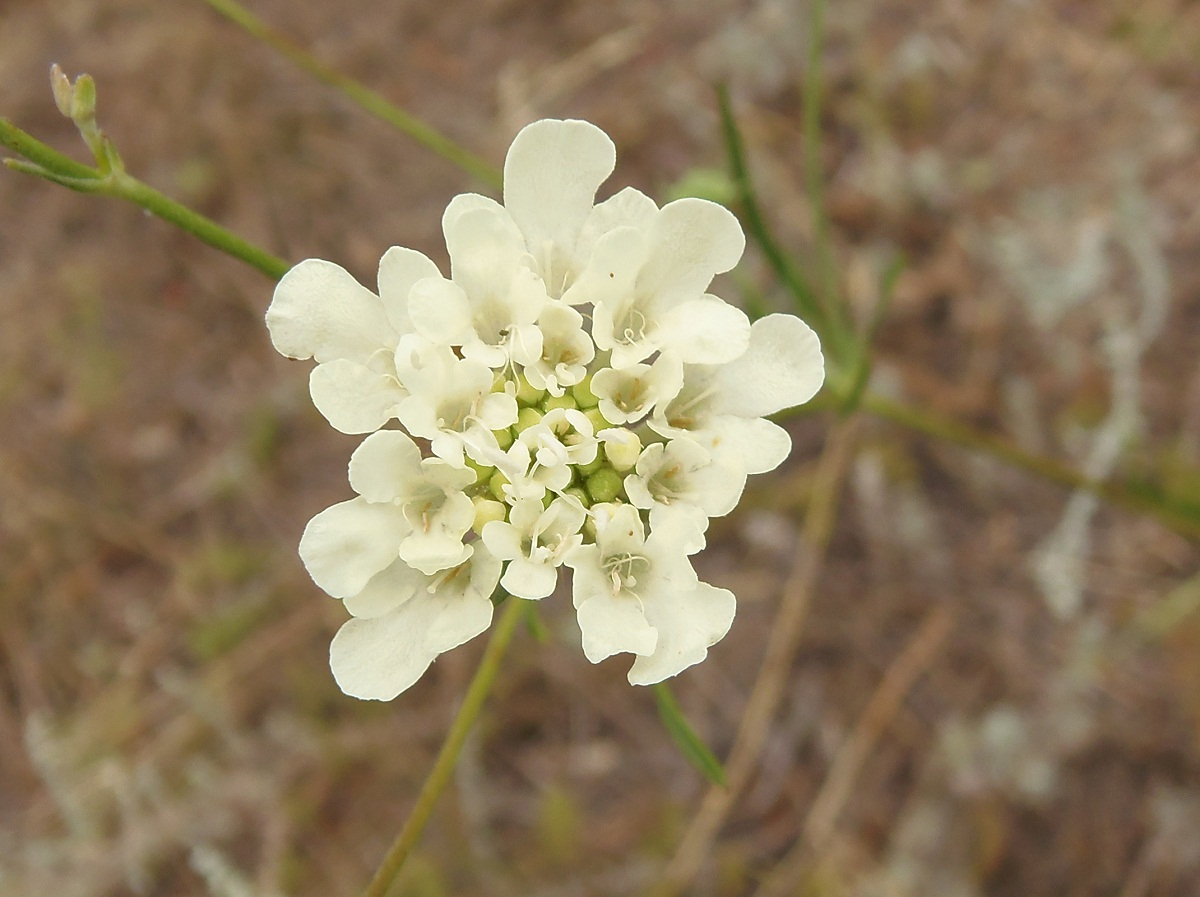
[2,1,1200,894]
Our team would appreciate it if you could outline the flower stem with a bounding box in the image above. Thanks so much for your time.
[198,0,503,191]
[716,88,825,337]
[114,171,291,280]
[359,596,526,897]
[2,117,290,280]
[857,391,1200,540]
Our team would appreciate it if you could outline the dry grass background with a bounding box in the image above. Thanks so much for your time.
[3,0,1200,895]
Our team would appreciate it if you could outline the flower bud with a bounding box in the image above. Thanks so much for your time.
[70,74,97,124]
[515,376,546,406]
[50,64,73,118]
[471,497,506,534]
[514,406,543,433]
[488,470,511,502]
[585,467,624,503]
[599,428,641,472]
[543,393,576,413]
[571,373,600,409]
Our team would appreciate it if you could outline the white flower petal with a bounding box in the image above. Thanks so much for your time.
[501,556,559,600]
[299,497,407,599]
[626,581,736,685]
[443,192,509,237]
[660,295,751,365]
[503,119,616,289]
[637,198,745,307]
[343,559,423,619]
[408,277,473,345]
[575,593,658,663]
[377,247,441,336]
[347,430,424,502]
[445,206,532,302]
[267,259,393,364]
[481,518,523,561]
[578,186,658,256]
[709,416,793,475]
[400,531,473,577]
[308,359,404,434]
[329,582,493,700]
[712,313,825,418]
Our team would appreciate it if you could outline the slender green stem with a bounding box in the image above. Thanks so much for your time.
[858,391,1200,540]
[716,87,826,336]
[801,0,838,329]
[199,0,503,191]
[0,117,98,179]
[2,118,290,280]
[360,596,527,897]
[115,172,290,279]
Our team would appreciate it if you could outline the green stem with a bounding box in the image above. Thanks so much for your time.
[802,0,838,328]
[114,172,290,279]
[0,117,98,179]
[858,391,1200,540]
[360,596,526,897]
[199,0,503,191]
[716,87,825,336]
[2,118,289,280]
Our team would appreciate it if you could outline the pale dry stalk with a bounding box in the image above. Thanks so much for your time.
[661,416,861,892]
[753,604,955,896]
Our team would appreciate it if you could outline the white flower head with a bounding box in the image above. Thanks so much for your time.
[330,550,501,701]
[590,352,683,426]
[651,313,825,474]
[482,497,586,599]
[396,346,518,466]
[268,119,824,699]
[624,436,746,543]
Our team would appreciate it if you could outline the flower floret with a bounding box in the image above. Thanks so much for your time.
[270,118,825,700]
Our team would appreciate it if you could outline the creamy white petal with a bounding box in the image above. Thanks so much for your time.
[565,225,646,309]
[504,119,616,289]
[329,582,493,700]
[481,518,523,561]
[400,530,473,576]
[626,581,736,685]
[443,192,510,238]
[578,186,658,257]
[712,313,825,418]
[408,276,473,345]
[501,556,559,601]
[445,206,533,303]
[308,359,404,435]
[343,559,423,619]
[347,429,424,502]
[267,259,393,364]
[708,416,793,475]
[299,497,407,599]
[575,593,658,663]
[377,247,441,336]
[659,295,751,365]
[637,199,746,308]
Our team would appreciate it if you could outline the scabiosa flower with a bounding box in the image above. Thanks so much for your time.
[267,119,825,699]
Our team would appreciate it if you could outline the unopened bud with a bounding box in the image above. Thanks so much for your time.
[50,65,73,117]
[599,428,641,472]
[585,467,624,504]
[571,373,599,409]
[543,392,576,413]
[514,376,546,406]
[70,74,97,123]
[514,406,543,434]
[471,497,506,534]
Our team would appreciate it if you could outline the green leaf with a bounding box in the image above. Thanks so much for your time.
[653,683,726,787]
